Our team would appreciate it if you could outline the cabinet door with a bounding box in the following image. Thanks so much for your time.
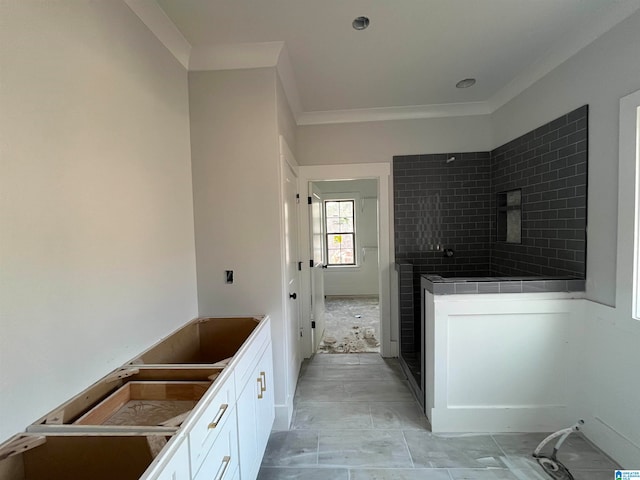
[237,343,275,480]
[255,343,275,457]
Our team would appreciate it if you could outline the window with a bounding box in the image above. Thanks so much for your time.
[325,200,356,265]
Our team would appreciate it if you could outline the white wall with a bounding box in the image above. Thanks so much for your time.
[189,68,295,429]
[492,11,640,307]
[491,11,640,467]
[0,1,198,443]
[317,180,379,296]
[297,116,493,166]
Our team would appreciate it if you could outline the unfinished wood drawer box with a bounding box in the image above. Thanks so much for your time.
[132,317,263,365]
[74,381,209,428]
[29,368,221,432]
[0,433,189,480]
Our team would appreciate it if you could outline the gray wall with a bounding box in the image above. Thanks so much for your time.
[0,1,198,442]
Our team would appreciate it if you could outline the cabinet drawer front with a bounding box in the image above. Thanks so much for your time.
[142,436,191,480]
[192,405,239,480]
[233,319,270,394]
[188,377,235,475]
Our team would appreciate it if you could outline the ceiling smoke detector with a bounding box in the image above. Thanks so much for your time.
[352,16,370,30]
[456,78,476,88]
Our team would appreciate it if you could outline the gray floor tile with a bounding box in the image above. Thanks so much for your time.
[261,431,319,467]
[322,364,398,381]
[358,353,387,364]
[294,381,346,402]
[492,433,619,470]
[448,469,520,479]
[572,471,619,480]
[318,430,413,467]
[257,467,349,480]
[293,402,372,430]
[369,402,430,430]
[350,468,451,479]
[404,432,507,468]
[344,381,415,402]
[310,353,361,364]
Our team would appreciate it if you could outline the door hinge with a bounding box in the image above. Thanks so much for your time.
[295,193,300,204]
[311,321,316,329]
[310,259,314,268]
[307,196,312,205]
[297,261,302,271]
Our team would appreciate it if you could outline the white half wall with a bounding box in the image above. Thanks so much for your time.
[0,1,198,443]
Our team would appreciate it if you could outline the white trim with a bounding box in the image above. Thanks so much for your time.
[297,102,491,126]
[127,2,639,125]
[488,1,640,112]
[617,88,640,326]
[298,163,397,358]
[189,41,284,71]
[123,0,191,69]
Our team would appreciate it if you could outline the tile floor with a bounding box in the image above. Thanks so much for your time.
[258,353,620,480]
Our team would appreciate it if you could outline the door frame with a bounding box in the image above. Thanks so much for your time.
[298,163,397,358]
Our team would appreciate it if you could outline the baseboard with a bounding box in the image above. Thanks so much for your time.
[430,405,569,433]
[582,416,640,468]
[272,399,294,431]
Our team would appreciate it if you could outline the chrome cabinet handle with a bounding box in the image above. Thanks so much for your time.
[214,455,231,480]
[257,377,263,399]
[260,371,267,393]
[207,404,228,429]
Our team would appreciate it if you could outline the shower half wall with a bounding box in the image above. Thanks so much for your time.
[393,105,588,402]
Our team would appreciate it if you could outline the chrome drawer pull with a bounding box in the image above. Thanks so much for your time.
[207,403,229,429]
[214,455,231,480]
[260,371,267,393]
[257,377,263,399]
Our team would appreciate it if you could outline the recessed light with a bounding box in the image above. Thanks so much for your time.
[456,78,476,88]
[352,16,370,30]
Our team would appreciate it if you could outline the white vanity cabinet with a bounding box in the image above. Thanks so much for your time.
[4,316,274,480]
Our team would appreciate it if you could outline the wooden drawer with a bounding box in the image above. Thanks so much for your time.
[191,405,238,480]
[186,373,236,476]
[29,367,221,432]
[0,433,180,480]
[132,317,263,365]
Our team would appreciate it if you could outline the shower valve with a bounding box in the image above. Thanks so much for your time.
[443,248,454,258]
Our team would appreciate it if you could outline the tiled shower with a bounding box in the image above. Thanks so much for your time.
[393,105,588,398]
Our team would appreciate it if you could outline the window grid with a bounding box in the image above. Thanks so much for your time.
[325,200,356,266]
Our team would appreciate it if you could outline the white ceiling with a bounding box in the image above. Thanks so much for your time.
[150,0,640,124]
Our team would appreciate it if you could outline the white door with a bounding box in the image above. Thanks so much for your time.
[280,137,302,391]
[309,183,326,352]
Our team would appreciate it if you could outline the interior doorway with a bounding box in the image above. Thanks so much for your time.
[311,179,380,354]
[298,162,395,360]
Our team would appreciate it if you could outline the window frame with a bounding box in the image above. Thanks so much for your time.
[324,198,357,267]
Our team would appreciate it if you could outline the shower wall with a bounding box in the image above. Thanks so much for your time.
[393,105,588,278]
[393,152,492,277]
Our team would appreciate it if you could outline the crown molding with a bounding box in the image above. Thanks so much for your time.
[488,0,640,112]
[124,0,191,69]
[189,41,284,71]
[128,0,640,125]
[297,102,492,126]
